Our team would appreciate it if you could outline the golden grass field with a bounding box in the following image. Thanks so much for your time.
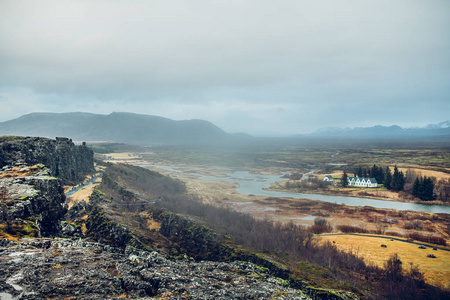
[100,152,148,165]
[397,165,450,181]
[320,234,450,288]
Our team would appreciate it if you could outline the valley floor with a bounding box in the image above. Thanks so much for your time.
[97,152,450,289]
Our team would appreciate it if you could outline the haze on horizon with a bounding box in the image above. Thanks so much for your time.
[1,1,449,136]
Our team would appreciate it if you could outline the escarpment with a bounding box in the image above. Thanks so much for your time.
[0,136,94,185]
[0,164,67,237]
[0,136,94,238]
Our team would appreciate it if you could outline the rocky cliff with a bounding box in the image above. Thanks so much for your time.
[0,136,94,185]
[0,238,312,300]
[0,164,67,237]
[0,136,94,238]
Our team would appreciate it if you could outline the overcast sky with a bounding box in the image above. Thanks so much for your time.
[1,0,449,136]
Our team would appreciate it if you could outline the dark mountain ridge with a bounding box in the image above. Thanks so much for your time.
[0,112,228,145]
[304,122,450,141]
[2,112,449,144]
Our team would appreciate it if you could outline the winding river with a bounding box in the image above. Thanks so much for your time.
[142,165,450,214]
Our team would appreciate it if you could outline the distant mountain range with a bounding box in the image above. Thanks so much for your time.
[0,112,229,145]
[1,112,449,144]
[306,121,450,140]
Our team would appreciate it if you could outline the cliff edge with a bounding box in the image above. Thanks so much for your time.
[0,136,94,185]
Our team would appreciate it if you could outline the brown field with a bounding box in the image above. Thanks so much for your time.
[398,166,450,181]
[105,152,140,160]
[100,152,148,165]
[320,234,450,288]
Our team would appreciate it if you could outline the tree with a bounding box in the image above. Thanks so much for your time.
[357,167,363,177]
[391,165,404,191]
[384,167,392,190]
[370,164,377,178]
[411,176,435,201]
[397,171,405,191]
[412,178,420,198]
[393,166,399,190]
[371,164,385,184]
[384,253,403,283]
[422,177,435,201]
[341,171,348,188]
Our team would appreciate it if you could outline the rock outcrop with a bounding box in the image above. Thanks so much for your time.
[0,136,94,185]
[0,238,311,300]
[0,164,67,237]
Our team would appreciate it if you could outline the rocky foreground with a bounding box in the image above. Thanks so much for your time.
[0,238,311,300]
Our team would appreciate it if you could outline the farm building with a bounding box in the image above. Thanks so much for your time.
[323,175,337,185]
[347,176,378,188]
[323,175,334,182]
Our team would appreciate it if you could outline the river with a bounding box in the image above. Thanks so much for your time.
[140,165,450,214]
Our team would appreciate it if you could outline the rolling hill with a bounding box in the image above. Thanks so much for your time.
[0,112,229,145]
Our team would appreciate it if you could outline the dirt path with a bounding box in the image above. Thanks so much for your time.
[66,175,102,209]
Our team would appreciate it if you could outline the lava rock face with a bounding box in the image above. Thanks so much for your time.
[0,238,311,300]
[0,165,67,237]
[0,136,94,185]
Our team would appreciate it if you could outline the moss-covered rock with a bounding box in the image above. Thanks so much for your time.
[86,206,138,249]
[0,136,94,185]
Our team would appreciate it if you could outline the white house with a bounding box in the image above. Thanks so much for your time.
[323,174,337,185]
[323,175,334,182]
[347,176,377,188]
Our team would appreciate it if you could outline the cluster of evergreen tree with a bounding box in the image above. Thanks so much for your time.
[349,164,437,200]
[352,164,405,191]
[383,166,405,191]
[388,166,405,191]
[412,176,435,201]
[354,164,385,184]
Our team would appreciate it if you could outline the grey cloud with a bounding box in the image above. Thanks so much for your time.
[0,0,449,135]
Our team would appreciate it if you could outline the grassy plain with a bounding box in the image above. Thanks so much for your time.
[138,143,450,171]
[320,234,450,288]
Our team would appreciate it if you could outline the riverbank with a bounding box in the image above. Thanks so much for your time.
[92,152,450,213]
[267,182,450,207]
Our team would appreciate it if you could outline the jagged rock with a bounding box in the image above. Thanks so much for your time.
[0,136,94,185]
[0,164,67,237]
[85,206,138,249]
[59,220,82,237]
[0,238,312,300]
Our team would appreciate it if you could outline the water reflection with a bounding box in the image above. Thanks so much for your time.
[140,165,450,214]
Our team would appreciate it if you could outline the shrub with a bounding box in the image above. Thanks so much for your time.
[337,225,369,234]
[407,233,446,246]
[403,220,424,230]
[314,217,328,227]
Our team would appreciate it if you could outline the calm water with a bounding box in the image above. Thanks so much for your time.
[141,165,450,214]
